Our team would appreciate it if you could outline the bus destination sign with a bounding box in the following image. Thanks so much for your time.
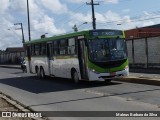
[90,30,123,37]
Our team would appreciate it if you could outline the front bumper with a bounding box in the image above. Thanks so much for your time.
[88,67,129,81]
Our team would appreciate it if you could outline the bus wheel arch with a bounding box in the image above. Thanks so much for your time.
[71,68,79,83]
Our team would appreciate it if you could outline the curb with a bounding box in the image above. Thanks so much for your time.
[0,65,20,69]
[0,92,46,120]
[115,77,160,86]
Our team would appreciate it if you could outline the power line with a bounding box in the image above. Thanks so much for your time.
[97,15,160,27]
[7,28,23,41]
[29,3,87,31]
[55,3,86,25]
[0,23,22,40]
[96,10,160,25]
[52,5,89,30]
[62,8,89,26]
[130,16,160,23]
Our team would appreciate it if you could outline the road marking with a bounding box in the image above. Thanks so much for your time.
[10,74,21,77]
[126,97,135,101]
[81,89,111,96]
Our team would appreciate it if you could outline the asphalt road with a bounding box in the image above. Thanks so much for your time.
[0,67,160,120]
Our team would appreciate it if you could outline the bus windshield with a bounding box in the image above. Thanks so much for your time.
[89,38,127,62]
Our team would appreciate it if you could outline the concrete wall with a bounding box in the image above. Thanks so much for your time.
[134,39,147,67]
[148,37,160,65]
[0,52,24,64]
[126,40,133,63]
[127,36,160,68]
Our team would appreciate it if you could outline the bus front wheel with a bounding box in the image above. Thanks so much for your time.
[72,70,79,83]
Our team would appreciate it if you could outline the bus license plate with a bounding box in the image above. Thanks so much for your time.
[110,72,116,76]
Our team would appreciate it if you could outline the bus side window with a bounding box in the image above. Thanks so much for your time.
[31,44,35,56]
[26,45,31,60]
[41,43,46,56]
[65,39,68,55]
[59,39,68,55]
[53,41,58,55]
[53,41,54,55]
[24,45,27,56]
[25,45,28,56]
[68,38,76,55]
[35,44,40,56]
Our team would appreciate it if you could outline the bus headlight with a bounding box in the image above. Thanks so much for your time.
[89,68,100,74]
[124,65,129,70]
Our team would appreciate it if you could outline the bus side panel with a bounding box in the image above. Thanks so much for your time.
[30,56,49,75]
[51,57,80,79]
[65,58,80,79]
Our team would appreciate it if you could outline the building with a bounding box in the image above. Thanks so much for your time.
[125,24,160,69]
[125,24,160,39]
[0,47,24,64]
[6,47,24,53]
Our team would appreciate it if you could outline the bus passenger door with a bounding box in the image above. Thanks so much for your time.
[47,43,53,75]
[77,36,88,80]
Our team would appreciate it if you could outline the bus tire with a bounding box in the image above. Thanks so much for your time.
[104,79,112,83]
[40,67,45,79]
[72,70,79,83]
[36,67,41,78]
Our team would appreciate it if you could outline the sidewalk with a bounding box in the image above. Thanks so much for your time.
[0,93,44,120]
[116,73,160,86]
[0,64,20,69]
[115,69,160,86]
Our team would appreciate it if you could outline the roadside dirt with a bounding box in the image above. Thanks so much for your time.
[0,96,36,120]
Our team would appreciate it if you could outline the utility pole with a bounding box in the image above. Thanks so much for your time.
[14,23,25,44]
[86,0,99,29]
[27,0,31,41]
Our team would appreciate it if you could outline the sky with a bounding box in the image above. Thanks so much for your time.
[0,0,160,50]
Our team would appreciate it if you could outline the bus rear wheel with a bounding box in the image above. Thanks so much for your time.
[72,70,79,83]
[40,68,45,79]
[36,68,41,78]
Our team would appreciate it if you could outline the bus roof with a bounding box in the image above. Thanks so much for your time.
[24,30,88,45]
[24,29,124,45]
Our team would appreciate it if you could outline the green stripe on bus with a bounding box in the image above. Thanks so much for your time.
[88,59,128,73]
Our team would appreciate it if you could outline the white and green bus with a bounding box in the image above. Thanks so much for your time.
[24,29,129,83]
